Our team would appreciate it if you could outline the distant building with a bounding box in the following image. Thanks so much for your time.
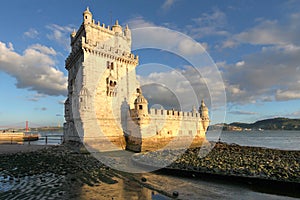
[64,8,209,152]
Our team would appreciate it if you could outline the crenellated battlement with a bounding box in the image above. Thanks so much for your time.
[65,7,135,69]
[66,42,138,68]
[149,108,202,119]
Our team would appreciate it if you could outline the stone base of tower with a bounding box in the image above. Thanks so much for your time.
[63,122,82,143]
[125,135,208,152]
[83,136,126,152]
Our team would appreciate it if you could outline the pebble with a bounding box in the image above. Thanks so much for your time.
[172,191,179,197]
[141,177,147,182]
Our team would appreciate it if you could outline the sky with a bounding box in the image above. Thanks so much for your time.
[0,0,300,128]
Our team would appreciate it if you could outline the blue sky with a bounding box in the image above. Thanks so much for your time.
[0,0,300,127]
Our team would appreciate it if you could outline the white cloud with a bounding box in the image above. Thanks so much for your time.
[46,24,74,50]
[223,42,300,103]
[27,93,47,102]
[29,44,56,55]
[58,100,65,105]
[131,26,207,58]
[223,13,300,48]
[221,39,238,49]
[177,38,206,55]
[24,28,39,39]
[127,16,155,29]
[161,0,177,10]
[217,12,300,103]
[0,41,67,96]
[275,89,300,101]
[187,8,228,39]
[235,61,245,67]
[229,110,258,115]
[138,65,226,111]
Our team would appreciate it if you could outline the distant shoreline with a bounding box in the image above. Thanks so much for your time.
[210,117,300,131]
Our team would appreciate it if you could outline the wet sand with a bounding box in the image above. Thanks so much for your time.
[0,144,171,199]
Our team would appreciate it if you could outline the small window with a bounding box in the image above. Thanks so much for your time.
[139,105,143,110]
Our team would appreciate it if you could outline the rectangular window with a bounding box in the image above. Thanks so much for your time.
[139,105,143,110]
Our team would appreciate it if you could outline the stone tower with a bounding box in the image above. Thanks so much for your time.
[64,8,139,150]
[64,8,209,152]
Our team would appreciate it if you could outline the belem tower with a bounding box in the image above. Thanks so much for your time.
[64,8,210,152]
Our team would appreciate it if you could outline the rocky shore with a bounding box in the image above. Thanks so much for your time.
[1,142,299,199]
[134,142,300,183]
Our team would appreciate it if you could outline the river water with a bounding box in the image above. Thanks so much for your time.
[30,130,300,151]
[207,130,300,150]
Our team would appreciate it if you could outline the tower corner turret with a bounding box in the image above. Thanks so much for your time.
[199,99,210,131]
[83,7,93,25]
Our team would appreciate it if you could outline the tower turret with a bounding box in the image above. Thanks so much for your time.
[124,24,131,41]
[112,20,123,35]
[199,99,210,131]
[134,88,149,117]
[83,7,92,25]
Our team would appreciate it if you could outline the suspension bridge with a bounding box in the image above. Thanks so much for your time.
[0,121,62,131]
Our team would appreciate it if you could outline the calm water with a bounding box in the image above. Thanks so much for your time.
[26,131,63,145]
[28,130,300,151]
[207,130,300,150]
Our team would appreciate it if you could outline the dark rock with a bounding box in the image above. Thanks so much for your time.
[173,191,179,197]
[141,177,147,182]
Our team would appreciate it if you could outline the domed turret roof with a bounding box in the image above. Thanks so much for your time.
[134,88,148,104]
[199,99,208,111]
[83,7,92,15]
[134,94,148,104]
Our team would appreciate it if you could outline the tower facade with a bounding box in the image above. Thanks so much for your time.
[64,8,209,152]
[64,8,139,149]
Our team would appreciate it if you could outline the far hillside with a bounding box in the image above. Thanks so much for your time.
[210,118,300,131]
